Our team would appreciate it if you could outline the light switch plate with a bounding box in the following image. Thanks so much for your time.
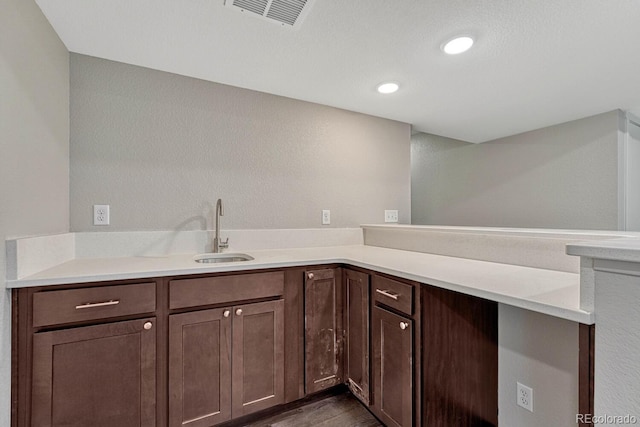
[322,210,330,225]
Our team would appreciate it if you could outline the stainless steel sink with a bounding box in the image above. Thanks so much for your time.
[194,253,254,263]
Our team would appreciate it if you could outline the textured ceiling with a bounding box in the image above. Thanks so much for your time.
[35,0,640,142]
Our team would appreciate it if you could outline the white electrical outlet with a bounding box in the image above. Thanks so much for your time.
[516,382,533,412]
[384,210,399,223]
[322,210,331,225]
[93,205,110,226]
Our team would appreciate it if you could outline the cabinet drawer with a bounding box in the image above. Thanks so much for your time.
[373,275,414,316]
[32,283,156,327]
[169,271,284,309]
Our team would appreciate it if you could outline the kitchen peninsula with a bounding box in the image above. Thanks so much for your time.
[9,225,631,427]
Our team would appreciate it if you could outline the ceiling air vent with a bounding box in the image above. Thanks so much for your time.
[225,0,316,29]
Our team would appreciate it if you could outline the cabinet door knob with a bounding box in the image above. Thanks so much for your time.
[400,322,409,330]
[143,321,153,330]
[223,310,230,318]
[235,308,243,316]
[307,272,315,280]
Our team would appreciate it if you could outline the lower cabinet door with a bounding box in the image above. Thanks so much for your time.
[169,309,232,427]
[31,318,157,427]
[345,269,370,405]
[232,299,285,417]
[372,306,413,427]
[305,269,343,394]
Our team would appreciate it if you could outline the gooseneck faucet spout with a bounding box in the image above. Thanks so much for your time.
[214,198,229,253]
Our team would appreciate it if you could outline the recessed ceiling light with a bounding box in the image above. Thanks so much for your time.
[377,82,399,94]
[442,36,474,55]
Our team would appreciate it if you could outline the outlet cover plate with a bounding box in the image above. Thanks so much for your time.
[517,382,533,412]
[93,205,110,226]
[384,210,399,223]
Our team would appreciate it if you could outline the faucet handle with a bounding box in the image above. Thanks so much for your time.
[220,237,229,249]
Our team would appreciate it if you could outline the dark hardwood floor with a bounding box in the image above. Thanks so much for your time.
[242,393,382,427]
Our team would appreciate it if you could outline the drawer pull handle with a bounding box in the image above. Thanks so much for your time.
[75,300,120,310]
[307,272,315,280]
[400,322,409,330]
[376,289,399,301]
[143,321,153,330]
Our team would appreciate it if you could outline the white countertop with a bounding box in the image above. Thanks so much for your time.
[567,237,640,263]
[6,244,591,324]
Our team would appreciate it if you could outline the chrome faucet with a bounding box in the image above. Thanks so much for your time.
[213,198,229,253]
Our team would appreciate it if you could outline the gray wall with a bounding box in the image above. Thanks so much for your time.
[499,305,579,427]
[70,55,411,231]
[410,112,621,425]
[411,111,620,230]
[0,0,70,425]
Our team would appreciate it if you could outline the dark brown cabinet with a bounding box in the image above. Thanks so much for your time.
[304,268,343,394]
[372,306,414,427]
[13,264,504,427]
[169,301,284,426]
[231,299,285,417]
[31,317,157,427]
[169,308,232,427]
[344,269,370,404]
[422,286,498,427]
[370,274,419,427]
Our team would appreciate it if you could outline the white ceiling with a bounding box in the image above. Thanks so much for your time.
[36,0,640,143]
